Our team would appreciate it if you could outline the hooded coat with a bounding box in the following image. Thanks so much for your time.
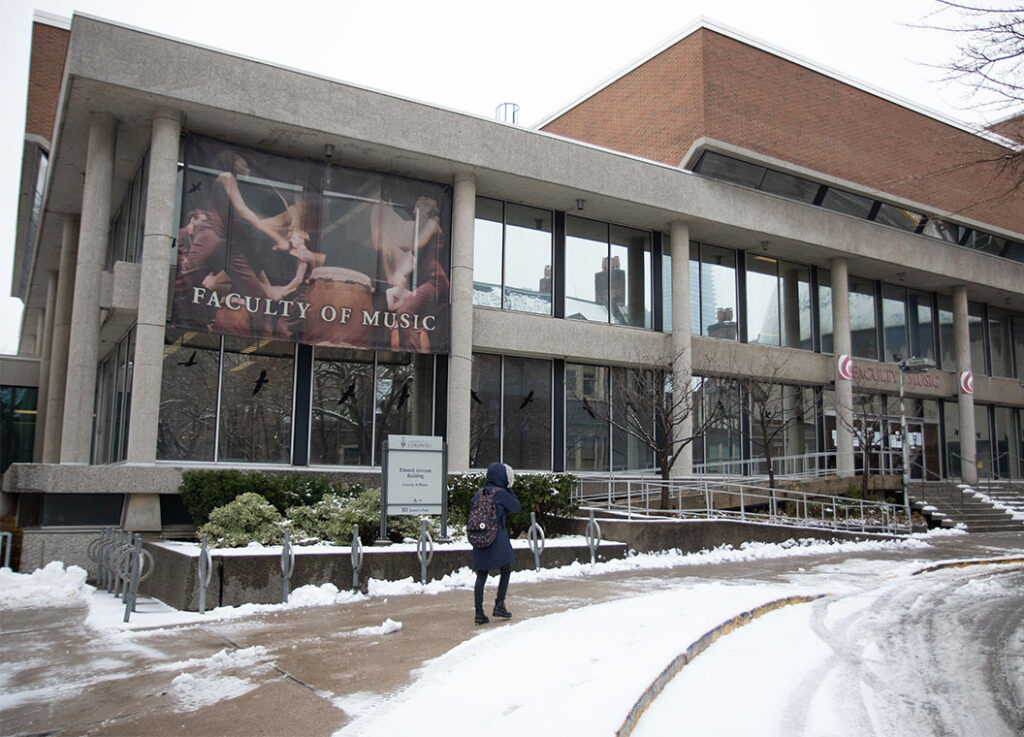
[470,462,522,571]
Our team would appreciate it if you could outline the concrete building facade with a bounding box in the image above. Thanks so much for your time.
[2,13,1023,570]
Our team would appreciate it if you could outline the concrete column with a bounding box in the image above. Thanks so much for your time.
[447,173,476,472]
[830,257,855,477]
[126,110,182,465]
[952,285,977,483]
[669,220,693,476]
[31,271,58,461]
[43,216,78,462]
[60,112,116,464]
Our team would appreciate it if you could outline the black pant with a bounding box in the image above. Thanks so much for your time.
[474,563,512,611]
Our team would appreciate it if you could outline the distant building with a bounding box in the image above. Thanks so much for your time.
[2,13,1022,570]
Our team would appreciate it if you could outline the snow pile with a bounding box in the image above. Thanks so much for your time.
[964,485,1024,521]
[353,618,402,636]
[0,561,94,609]
[168,646,271,711]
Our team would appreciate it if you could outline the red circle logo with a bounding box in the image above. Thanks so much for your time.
[959,370,974,395]
[837,354,853,381]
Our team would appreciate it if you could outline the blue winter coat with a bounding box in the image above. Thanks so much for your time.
[470,463,522,571]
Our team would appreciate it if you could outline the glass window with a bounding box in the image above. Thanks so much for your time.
[975,404,992,478]
[988,307,1013,378]
[0,385,36,474]
[662,251,673,333]
[158,329,221,461]
[374,352,433,465]
[689,243,701,335]
[472,197,503,307]
[820,188,874,219]
[702,377,742,471]
[701,245,737,340]
[758,170,819,203]
[41,494,125,526]
[993,405,1020,479]
[309,347,376,466]
[504,203,552,314]
[963,231,1007,256]
[609,225,652,328]
[502,356,552,470]
[819,269,834,354]
[565,217,610,322]
[746,254,780,346]
[92,330,134,464]
[1014,314,1024,380]
[695,151,765,188]
[610,367,656,472]
[565,363,609,472]
[881,283,908,362]
[922,218,962,243]
[470,354,502,468]
[848,278,878,360]
[873,203,923,232]
[968,302,986,374]
[779,261,811,349]
[937,296,956,371]
[907,290,935,362]
[218,337,294,463]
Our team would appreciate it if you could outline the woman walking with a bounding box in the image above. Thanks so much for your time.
[471,462,521,625]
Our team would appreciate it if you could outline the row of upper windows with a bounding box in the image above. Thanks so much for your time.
[474,196,1024,379]
[691,151,1024,263]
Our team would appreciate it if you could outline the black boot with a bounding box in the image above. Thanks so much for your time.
[475,609,489,625]
[492,601,511,619]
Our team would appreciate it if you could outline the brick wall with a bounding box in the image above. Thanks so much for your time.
[24,21,70,142]
[542,28,1023,236]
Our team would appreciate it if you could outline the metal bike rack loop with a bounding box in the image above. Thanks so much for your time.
[281,529,295,603]
[351,524,364,592]
[416,519,434,586]
[528,512,546,571]
[585,509,602,565]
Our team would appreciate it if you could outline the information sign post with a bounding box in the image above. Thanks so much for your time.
[379,435,448,544]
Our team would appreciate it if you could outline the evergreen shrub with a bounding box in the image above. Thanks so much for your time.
[447,472,578,538]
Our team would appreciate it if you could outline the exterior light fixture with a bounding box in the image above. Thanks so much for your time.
[324,143,334,159]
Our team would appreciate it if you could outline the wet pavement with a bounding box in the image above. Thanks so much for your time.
[2,531,1021,737]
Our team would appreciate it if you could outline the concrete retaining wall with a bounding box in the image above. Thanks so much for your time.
[550,516,897,554]
[140,540,629,611]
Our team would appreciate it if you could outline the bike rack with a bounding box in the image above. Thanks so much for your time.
[281,529,295,603]
[528,512,546,571]
[585,509,602,565]
[416,519,434,585]
[198,533,214,614]
[351,524,364,592]
[1,530,13,569]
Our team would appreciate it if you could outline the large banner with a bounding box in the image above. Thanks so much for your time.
[172,136,451,353]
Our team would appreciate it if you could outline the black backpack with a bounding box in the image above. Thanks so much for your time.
[467,487,499,549]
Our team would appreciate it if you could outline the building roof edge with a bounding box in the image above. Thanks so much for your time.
[532,16,1016,149]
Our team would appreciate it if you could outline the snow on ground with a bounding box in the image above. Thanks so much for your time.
[5,528,1017,737]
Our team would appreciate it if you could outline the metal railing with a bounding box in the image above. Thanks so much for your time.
[573,475,911,535]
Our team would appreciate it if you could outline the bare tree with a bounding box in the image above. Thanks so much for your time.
[575,351,727,508]
[837,393,893,497]
[920,1,1024,195]
[736,375,812,491]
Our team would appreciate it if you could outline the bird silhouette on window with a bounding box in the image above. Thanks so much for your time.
[519,390,535,409]
[252,369,269,395]
[396,381,411,409]
[470,390,483,404]
[338,382,355,404]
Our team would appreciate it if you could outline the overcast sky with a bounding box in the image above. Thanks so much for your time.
[0,0,1000,355]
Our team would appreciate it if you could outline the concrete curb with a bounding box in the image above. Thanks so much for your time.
[616,593,827,737]
[910,557,1024,575]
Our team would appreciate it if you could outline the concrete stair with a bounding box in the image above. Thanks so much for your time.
[909,481,1024,533]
